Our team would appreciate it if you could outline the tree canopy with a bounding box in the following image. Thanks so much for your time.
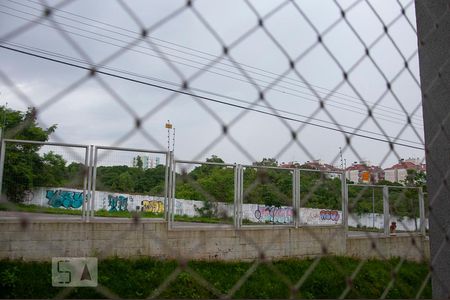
[1,107,62,202]
[0,108,424,219]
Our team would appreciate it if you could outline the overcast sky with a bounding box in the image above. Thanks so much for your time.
[0,0,424,168]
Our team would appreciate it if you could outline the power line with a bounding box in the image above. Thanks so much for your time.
[19,0,421,121]
[0,10,422,128]
[2,40,424,147]
[0,44,425,151]
[0,0,424,126]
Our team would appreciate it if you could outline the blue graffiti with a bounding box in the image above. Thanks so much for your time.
[46,190,83,209]
[108,195,128,212]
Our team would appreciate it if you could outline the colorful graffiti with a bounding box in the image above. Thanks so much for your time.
[254,205,293,224]
[320,210,340,222]
[46,190,83,209]
[108,195,128,212]
[141,200,164,213]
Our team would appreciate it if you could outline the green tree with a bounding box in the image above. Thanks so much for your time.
[1,107,56,202]
[36,151,67,187]
[134,155,143,169]
[189,155,225,180]
[116,172,134,192]
[404,169,426,189]
[136,165,166,196]
[197,167,234,202]
[243,159,292,207]
[65,162,85,189]
[253,158,278,167]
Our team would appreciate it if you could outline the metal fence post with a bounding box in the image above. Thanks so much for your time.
[164,151,170,222]
[236,164,243,229]
[89,145,96,221]
[167,152,173,229]
[416,1,450,297]
[234,164,238,228]
[171,153,176,226]
[0,139,5,198]
[418,187,426,236]
[294,169,300,228]
[342,172,348,237]
[81,145,89,222]
[383,186,390,237]
[239,165,244,228]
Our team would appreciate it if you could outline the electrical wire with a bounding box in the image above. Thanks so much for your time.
[0,1,424,126]
[0,44,425,150]
[16,0,422,121]
[1,40,424,147]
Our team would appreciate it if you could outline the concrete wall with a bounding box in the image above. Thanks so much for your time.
[26,187,344,225]
[0,219,429,262]
[0,219,346,261]
[346,235,430,262]
[28,187,426,230]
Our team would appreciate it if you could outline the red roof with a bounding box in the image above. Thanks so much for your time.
[346,164,383,173]
[385,161,419,171]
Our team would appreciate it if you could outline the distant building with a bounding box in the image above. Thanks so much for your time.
[132,155,161,169]
[280,160,341,178]
[346,161,383,184]
[303,159,340,171]
[302,160,341,179]
[384,158,425,183]
[279,161,298,168]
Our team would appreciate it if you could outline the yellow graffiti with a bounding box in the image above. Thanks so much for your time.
[141,200,164,213]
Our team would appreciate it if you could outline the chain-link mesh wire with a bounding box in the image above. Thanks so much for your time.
[0,0,447,298]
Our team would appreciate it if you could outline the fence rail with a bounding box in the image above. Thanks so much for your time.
[0,139,427,236]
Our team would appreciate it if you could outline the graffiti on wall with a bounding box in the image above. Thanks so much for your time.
[141,200,164,213]
[254,205,293,224]
[320,210,340,222]
[108,195,129,212]
[46,190,83,209]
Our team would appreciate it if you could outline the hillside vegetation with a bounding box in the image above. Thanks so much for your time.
[0,256,431,299]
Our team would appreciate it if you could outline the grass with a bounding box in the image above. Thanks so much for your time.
[174,214,233,224]
[0,203,83,215]
[0,256,431,299]
[0,203,164,218]
[95,209,164,218]
[348,225,421,234]
[0,203,235,223]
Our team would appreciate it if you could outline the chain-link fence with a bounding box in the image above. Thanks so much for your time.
[347,184,425,236]
[0,0,448,298]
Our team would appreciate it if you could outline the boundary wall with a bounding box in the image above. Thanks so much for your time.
[0,219,429,262]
